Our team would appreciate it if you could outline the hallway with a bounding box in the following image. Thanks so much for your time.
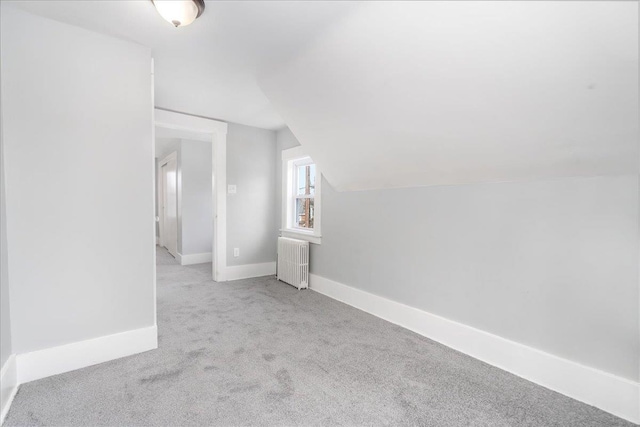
[4,248,632,426]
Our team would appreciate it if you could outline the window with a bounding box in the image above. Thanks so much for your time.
[294,159,315,229]
[281,147,321,244]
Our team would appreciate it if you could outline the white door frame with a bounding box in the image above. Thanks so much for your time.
[157,151,178,252]
[154,108,228,282]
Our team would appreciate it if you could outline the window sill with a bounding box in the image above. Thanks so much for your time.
[280,229,322,245]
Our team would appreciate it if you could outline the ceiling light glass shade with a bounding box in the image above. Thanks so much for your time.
[152,0,205,28]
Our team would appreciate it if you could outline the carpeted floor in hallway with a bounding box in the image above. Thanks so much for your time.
[4,247,633,426]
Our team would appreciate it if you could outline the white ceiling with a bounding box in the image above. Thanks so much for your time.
[9,0,357,130]
[260,1,639,190]
[8,1,639,191]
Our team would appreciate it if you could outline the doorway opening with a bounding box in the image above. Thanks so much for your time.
[153,108,228,282]
[157,151,178,257]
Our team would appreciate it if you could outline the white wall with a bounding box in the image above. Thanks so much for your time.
[227,123,277,266]
[180,139,212,255]
[0,78,12,368]
[277,129,639,383]
[1,6,155,353]
[156,137,181,163]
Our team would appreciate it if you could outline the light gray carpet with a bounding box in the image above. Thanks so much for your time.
[5,247,634,426]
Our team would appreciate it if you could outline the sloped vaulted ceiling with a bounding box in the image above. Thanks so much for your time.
[259,1,639,191]
[8,0,357,130]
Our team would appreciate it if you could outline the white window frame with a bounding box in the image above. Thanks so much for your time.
[281,146,322,244]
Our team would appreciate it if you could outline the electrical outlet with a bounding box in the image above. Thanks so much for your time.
[228,185,237,194]
[233,248,240,257]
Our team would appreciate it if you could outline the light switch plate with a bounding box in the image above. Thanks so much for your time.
[228,185,237,194]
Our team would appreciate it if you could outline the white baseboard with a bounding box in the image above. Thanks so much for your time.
[309,274,639,424]
[226,262,276,281]
[179,252,212,266]
[0,355,18,425]
[16,325,158,385]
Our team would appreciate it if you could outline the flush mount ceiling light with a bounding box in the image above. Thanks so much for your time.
[152,0,205,28]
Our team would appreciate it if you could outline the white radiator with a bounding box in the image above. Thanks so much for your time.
[277,237,309,290]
